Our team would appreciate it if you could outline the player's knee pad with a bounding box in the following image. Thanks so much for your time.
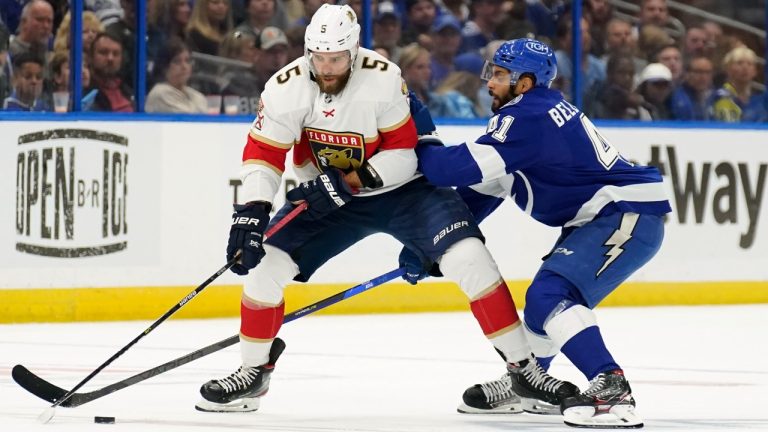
[243,244,300,306]
[438,237,502,300]
[524,271,586,334]
[542,304,597,350]
[524,323,559,359]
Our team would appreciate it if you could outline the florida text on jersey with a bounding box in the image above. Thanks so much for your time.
[239,47,418,204]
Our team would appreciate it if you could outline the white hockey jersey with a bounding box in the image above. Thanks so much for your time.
[239,48,419,204]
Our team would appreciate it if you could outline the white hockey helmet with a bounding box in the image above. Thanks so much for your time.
[304,4,361,74]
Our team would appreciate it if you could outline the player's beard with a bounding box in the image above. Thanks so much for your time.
[490,88,516,112]
[316,69,352,95]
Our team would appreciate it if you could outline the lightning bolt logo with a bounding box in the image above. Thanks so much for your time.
[596,213,640,277]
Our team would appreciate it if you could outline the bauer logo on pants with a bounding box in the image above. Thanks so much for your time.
[15,129,129,257]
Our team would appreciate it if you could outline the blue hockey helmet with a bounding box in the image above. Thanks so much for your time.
[481,38,557,88]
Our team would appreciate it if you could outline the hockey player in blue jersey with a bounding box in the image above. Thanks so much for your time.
[404,38,671,428]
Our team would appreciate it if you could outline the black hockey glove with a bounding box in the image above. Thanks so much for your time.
[285,169,353,220]
[398,247,430,285]
[227,202,270,275]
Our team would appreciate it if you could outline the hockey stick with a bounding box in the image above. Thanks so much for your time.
[29,202,307,423]
[13,267,405,410]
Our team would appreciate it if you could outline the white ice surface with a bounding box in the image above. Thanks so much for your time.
[2,305,767,431]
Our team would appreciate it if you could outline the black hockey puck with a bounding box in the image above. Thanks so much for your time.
[94,416,115,424]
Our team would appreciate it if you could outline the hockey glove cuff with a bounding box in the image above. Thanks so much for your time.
[227,202,270,275]
[285,169,353,220]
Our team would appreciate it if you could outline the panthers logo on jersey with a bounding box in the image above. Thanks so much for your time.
[305,128,365,172]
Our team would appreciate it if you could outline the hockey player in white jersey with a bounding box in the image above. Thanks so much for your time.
[406,38,672,428]
[196,6,578,414]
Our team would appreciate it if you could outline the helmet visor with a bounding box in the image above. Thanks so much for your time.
[307,50,352,75]
[480,61,523,85]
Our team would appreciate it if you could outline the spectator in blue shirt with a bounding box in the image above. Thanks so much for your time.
[553,15,607,103]
[429,14,462,89]
[3,51,47,111]
[709,46,767,123]
[669,56,713,121]
[459,0,502,54]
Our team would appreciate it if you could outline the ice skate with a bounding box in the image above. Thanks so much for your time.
[195,338,286,413]
[457,374,522,414]
[507,354,580,406]
[561,369,643,429]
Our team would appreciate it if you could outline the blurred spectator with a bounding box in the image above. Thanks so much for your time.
[219,29,261,113]
[401,0,436,46]
[525,0,566,39]
[653,44,683,83]
[8,0,53,60]
[637,62,673,120]
[432,71,482,118]
[669,56,713,121]
[588,52,646,120]
[146,38,207,113]
[709,46,767,123]
[53,11,103,55]
[683,25,709,59]
[456,50,492,116]
[235,0,277,37]
[148,0,192,60]
[254,26,289,90]
[701,20,722,50]
[438,0,469,23]
[3,51,47,111]
[0,28,10,102]
[399,44,431,106]
[585,0,614,58]
[293,0,334,27]
[637,24,673,64]
[496,0,536,41]
[553,16,606,103]
[86,32,134,112]
[460,0,503,54]
[429,14,462,89]
[187,0,234,56]
[284,25,305,62]
[602,18,634,57]
[85,0,123,26]
[0,0,25,35]
[106,0,136,87]
[637,0,669,32]
[48,50,90,91]
[372,2,403,64]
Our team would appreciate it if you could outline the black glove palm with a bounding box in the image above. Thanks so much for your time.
[227,203,270,275]
[285,169,353,220]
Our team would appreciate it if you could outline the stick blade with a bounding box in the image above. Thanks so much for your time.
[12,365,73,406]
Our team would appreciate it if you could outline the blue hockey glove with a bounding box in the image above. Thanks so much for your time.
[408,90,436,135]
[227,202,270,275]
[398,247,431,285]
[285,169,353,220]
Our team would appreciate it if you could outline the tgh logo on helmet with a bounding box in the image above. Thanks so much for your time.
[525,41,549,54]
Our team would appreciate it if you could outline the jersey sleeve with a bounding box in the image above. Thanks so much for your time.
[364,68,419,186]
[456,181,506,223]
[240,83,304,203]
[416,110,540,187]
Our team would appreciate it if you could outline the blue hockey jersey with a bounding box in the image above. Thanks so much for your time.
[416,87,672,228]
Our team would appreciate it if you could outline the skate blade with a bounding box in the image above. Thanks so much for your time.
[195,397,261,413]
[563,405,643,429]
[522,398,561,415]
[457,402,523,414]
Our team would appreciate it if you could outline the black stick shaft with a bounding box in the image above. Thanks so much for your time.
[48,202,307,409]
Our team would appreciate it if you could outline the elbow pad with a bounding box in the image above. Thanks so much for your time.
[356,160,384,189]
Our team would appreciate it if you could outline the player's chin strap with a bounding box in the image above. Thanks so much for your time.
[356,160,384,189]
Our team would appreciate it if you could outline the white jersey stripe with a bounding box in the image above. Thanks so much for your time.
[466,142,507,182]
[564,182,668,227]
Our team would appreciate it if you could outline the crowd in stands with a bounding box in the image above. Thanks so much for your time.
[0,0,766,122]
